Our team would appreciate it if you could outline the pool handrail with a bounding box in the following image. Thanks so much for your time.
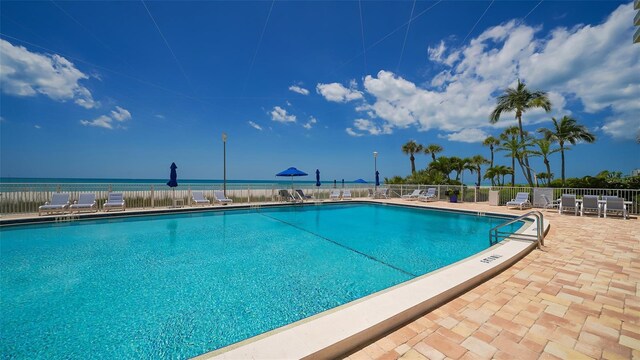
[489,210,545,249]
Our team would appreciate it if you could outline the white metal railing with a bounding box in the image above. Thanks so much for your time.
[490,210,545,249]
[1,182,638,215]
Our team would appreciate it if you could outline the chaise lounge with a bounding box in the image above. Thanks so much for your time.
[213,190,233,205]
[191,191,211,206]
[39,193,70,216]
[104,193,126,212]
[418,188,437,202]
[506,192,531,210]
[401,189,422,200]
[69,193,98,213]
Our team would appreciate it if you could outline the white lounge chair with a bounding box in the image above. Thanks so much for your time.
[104,193,126,212]
[375,187,389,199]
[342,189,352,200]
[540,194,559,212]
[329,190,341,200]
[580,195,601,217]
[559,194,577,215]
[69,193,97,213]
[278,189,298,202]
[295,189,313,201]
[214,190,233,205]
[418,188,437,202]
[506,192,531,210]
[191,191,211,206]
[402,189,422,200]
[604,197,628,219]
[39,193,70,215]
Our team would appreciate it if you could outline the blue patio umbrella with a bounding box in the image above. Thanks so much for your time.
[276,167,308,191]
[354,178,367,184]
[167,162,178,206]
[315,169,321,187]
[333,179,337,188]
[341,179,344,188]
[375,170,380,186]
[167,162,178,187]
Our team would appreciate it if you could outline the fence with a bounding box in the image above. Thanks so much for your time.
[1,182,638,215]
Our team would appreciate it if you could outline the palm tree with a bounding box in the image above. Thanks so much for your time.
[401,140,423,174]
[538,116,596,185]
[484,165,513,186]
[497,127,530,186]
[537,172,553,186]
[449,156,472,182]
[529,138,560,185]
[428,156,453,180]
[482,136,500,186]
[490,79,551,186]
[424,144,443,162]
[468,155,490,187]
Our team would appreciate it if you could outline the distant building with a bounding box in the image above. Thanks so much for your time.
[632,169,640,177]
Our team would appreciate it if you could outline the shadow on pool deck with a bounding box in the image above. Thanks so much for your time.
[344,200,640,360]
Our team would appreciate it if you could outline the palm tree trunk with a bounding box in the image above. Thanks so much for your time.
[511,156,515,186]
[431,153,436,162]
[544,158,551,186]
[517,115,534,186]
[410,154,416,174]
[477,168,481,187]
[490,147,495,186]
[561,144,566,186]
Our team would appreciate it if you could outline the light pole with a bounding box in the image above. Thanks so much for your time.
[373,151,378,197]
[222,132,227,197]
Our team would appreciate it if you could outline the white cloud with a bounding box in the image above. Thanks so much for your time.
[438,128,489,143]
[599,116,640,140]
[248,121,263,131]
[289,85,309,95]
[316,82,363,102]
[303,116,317,130]
[270,106,296,123]
[332,3,637,140]
[345,128,363,137]
[80,115,113,129]
[34,125,41,129]
[110,106,131,122]
[0,39,97,109]
[80,106,131,130]
[155,114,165,119]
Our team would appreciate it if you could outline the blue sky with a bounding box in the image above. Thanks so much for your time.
[1,1,638,183]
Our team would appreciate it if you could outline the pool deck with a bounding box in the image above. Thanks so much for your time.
[2,199,638,359]
[346,199,640,360]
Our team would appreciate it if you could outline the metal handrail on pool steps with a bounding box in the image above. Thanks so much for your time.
[489,210,545,249]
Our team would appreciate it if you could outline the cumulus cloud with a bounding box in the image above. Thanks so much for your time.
[346,118,393,136]
[438,128,489,143]
[270,106,296,123]
[0,39,97,109]
[289,85,309,95]
[335,3,638,140]
[316,82,363,102]
[248,121,263,131]
[345,128,363,137]
[80,106,131,130]
[303,116,317,130]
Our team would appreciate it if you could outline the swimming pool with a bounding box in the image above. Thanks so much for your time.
[0,203,521,358]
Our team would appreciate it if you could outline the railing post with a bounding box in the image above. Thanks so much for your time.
[247,185,250,203]
[188,186,192,206]
[151,185,155,208]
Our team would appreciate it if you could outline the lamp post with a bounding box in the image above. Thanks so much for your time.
[222,132,227,197]
[373,151,378,197]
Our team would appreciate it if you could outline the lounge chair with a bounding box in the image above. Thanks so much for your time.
[104,192,126,212]
[604,197,628,219]
[375,187,388,199]
[278,189,298,202]
[401,189,422,200]
[342,189,352,200]
[418,188,437,202]
[329,190,341,200]
[506,192,531,210]
[69,193,97,213]
[38,193,70,215]
[540,194,559,211]
[295,189,313,201]
[213,190,233,205]
[559,194,577,215]
[191,191,211,206]
[580,195,601,217]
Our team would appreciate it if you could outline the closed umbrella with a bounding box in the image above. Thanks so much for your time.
[276,167,308,192]
[341,179,344,188]
[167,162,178,207]
[375,170,380,186]
[315,169,321,187]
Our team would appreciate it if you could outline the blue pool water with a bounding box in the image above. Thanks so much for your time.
[0,203,521,359]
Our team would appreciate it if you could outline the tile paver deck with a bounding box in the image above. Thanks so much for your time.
[345,200,640,360]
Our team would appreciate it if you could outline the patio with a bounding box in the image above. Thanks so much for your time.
[344,200,640,360]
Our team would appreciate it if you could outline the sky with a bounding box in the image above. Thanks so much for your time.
[1,0,638,183]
